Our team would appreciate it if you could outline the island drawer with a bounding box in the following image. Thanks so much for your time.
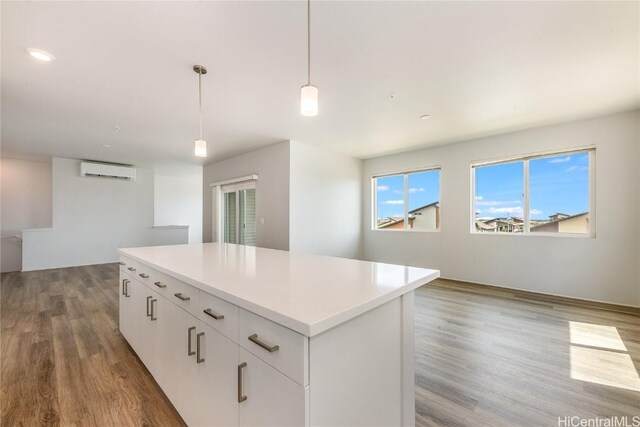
[119,258,151,285]
[167,275,199,316]
[198,291,239,342]
[119,257,139,277]
[146,268,172,298]
[239,308,308,386]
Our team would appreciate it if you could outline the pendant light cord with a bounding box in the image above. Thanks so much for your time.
[198,71,203,140]
[307,0,311,85]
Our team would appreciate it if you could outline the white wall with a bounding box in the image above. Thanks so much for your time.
[154,169,203,244]
[0,158,53,272]
[203,142,290,250]
[289,141,362,259]
[21,157,188,271]
[362,110,640,307]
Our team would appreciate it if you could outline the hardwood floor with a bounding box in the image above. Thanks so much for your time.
[415,279,639,427]
[1,264,185,426]
[1,264,638,426]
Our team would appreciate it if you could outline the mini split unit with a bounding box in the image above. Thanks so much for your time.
[80,162,136,181]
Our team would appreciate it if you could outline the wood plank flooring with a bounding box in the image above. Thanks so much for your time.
[1,264,638,426]
[415,279,639,427]
[1,264,185,426]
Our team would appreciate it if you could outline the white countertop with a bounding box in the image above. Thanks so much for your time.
[118,243,440,337]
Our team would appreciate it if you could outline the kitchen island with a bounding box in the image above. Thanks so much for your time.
[118,243,439,427]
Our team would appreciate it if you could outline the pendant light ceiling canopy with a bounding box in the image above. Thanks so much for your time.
[194,64,208,157]
[300,0,318,117]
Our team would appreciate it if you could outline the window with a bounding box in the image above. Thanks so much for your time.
[373,168,440,231]
[472,150,593,235]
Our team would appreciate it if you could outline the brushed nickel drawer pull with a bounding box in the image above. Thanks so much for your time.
[146,296,152,317]
[118,262,126,266]
[203,308,224,320]
[150,299,157,321]
[121,279,126,296]
[248,334,279,353]
[188,327,196,356]
[196,332,205,363]
[125,280,131,298]
[139,273,149,279]
[175,293,190,301]
[238,362,247,402]
[154,281,166,288]
[127,267,136,272]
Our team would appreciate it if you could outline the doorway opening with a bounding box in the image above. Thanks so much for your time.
[222,183,256,246]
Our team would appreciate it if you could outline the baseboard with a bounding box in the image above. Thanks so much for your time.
[434,275,640,314]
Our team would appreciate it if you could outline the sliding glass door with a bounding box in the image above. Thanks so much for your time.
[222,184,256,246]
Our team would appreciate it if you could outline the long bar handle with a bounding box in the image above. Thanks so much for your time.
[139,273,149,279]
[154,281,166,288]
[187,327,196,356]
[150,299,157,321]
[248,334,279,353]
[127,267,136,272]
[203,308,224,320]
[196,332,205,363]
[238,362,248,402]
[175,293,190,301]
[121,279,126,296]
[125,280,131,298]
[146,296,152,317]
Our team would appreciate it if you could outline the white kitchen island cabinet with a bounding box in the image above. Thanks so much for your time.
[118,243,439,427]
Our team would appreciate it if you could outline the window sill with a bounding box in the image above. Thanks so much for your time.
[471,231,594,238]
[370,228,441,233]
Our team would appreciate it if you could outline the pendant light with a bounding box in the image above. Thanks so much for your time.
[193,65,208,157]
[300,0,318,116]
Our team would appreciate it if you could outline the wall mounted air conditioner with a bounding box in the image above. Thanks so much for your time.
[80,162,136,181]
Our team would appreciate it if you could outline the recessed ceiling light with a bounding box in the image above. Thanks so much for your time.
[419,114,431,120]
[26,48,55,62]
[102,144,111,148]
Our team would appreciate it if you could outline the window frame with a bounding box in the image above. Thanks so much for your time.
[371,166,442,233]
[470,148,596,238]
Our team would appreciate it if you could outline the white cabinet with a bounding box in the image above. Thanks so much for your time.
[161,302,239,427]
[119,270,141,353]
[137,283,166,384]
[238,348,308,427]
[163,300,198,418]
[189,323,239,427]
[119,263,309,427]
[118,272,133,342]
[118,254,415,427]
[238,308,308,386]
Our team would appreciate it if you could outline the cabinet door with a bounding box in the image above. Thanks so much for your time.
[136,284,151,369]
[128,278,146,358]
[238,348,307,427]
[138,285,164,380]
[164,302,200,422]
[119,274,138,348]
[118,275,129,339]
[188,323,239,427]
[147,292,169,390]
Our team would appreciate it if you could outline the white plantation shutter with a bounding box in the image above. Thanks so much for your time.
[241,189,257,246]
[224,192,237,244]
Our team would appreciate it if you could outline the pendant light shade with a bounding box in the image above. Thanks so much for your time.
[194,139,207,157]
[300,0,318,117]
[193,65,208,157]
[300,84,318,116]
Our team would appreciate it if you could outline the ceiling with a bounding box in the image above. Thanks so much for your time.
[2,1,638,169]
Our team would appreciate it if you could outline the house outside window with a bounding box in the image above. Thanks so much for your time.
[472,149,594,236]
[373,168,441,232]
